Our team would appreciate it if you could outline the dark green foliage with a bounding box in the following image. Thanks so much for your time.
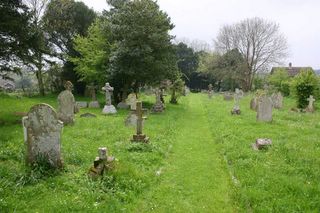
[107,0,178,91]
[268,68,291,96]
[175,42,199,85]
[170,78,185,104]
[0,0,32,77]
[291,69,319,108]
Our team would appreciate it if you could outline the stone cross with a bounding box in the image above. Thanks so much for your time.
[88,147,115,179]
[131,101,149,143]
[23,104,63,168]
[102,83,114,106]
[57,81,75,125]
[306,95,316,112]
[231,88,244,115]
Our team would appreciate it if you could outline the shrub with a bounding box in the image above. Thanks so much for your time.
[268,68,291,96]
[291,69,319,109]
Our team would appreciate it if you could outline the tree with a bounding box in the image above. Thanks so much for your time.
[0,0,32,78]
[175,42,199,86]
[42,0,96,94]
[214,17,288,91]
[71,18,112,86]
[107,0,178,99]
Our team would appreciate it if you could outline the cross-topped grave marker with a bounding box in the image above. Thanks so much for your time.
[306,95,316,112]
[131,101,149,143]
[102,82,117,114]
[231,88,244,115]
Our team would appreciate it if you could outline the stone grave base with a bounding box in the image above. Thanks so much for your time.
[117,101,129,109]
[252,138,272,150]
[102,105,117,114]
[89,101,100,108]
[231,108,241,115]
[131,134,149,143]
[151,103,164,113]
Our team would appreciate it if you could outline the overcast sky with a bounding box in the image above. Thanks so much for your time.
[78,0,320,69]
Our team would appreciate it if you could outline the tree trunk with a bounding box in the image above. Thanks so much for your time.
[36,56,45,96]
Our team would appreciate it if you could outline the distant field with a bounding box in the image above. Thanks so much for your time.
[0,93,319,212]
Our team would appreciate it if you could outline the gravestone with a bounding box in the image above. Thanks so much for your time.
[250,97,258,111]
[271,92,283,109]
[22,104,63,168]
[208,84,213,99]
[306,95,315,112]
[256,95,273,122]
[80,113,97,118]
[126,93,137,110]
[224,93,233,101]
[252,138,272,150]
[231,88,244,115]
[57,81,75,125]
[88,147,115,179]
[102,83,117,114]
[88,84,100,108]
[151,88,164,113]
[76,101,88,108]
[131,101,149,143]
[117,88,129,109]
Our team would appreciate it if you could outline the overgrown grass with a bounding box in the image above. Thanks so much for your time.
[1,92,319,212]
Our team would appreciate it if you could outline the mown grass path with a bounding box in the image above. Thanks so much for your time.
[132,94,234,212]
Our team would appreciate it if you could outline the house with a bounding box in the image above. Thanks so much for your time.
[271,63,314,77]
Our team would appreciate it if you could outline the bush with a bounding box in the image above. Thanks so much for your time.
[291,69,319,109]
[268,68,291,96]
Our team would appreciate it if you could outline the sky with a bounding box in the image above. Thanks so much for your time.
[78,0,320,69]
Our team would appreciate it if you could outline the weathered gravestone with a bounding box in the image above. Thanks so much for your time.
[231,88,244,115]
[57,81,75,125]
[88,147,115,179]
[80,113,97,118]
[250,97,258,111]
[131,101,149,143]
[126,93,137,110]
[208,84,213,99]
[252,138,272,150]
[271,92,283,109]
[306,95,316,112]
[151,88,164,113]
[76,101,88,108]
[224,93,233,101]
[22,104,63,168]
[87,84,100,108]
[102,83,117,114]
[256,95,273,122]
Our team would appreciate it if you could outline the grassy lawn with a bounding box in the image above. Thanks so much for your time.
[0,92,319,212]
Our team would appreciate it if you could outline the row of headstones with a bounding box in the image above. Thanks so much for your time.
[22,81,167,175]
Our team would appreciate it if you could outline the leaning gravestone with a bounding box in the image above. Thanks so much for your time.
[271,92,283,109]
[102,83,117,114]
[256,95,273,122]
[23,104,63,168]
[57,81,75,125]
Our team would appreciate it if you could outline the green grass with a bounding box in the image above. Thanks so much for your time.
[0,92,320,212]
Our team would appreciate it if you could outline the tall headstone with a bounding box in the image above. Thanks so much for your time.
[256,95,273,122]
[57,81,75,125]
[231,88,244,115]
[102,83,117,114]
[126,93,137,110]
[88,84,100,108]
[271,92,283,109]
[131,101,149,143]
[151,88,164,113]
[306,95,315,112]
[23,104,63,168]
